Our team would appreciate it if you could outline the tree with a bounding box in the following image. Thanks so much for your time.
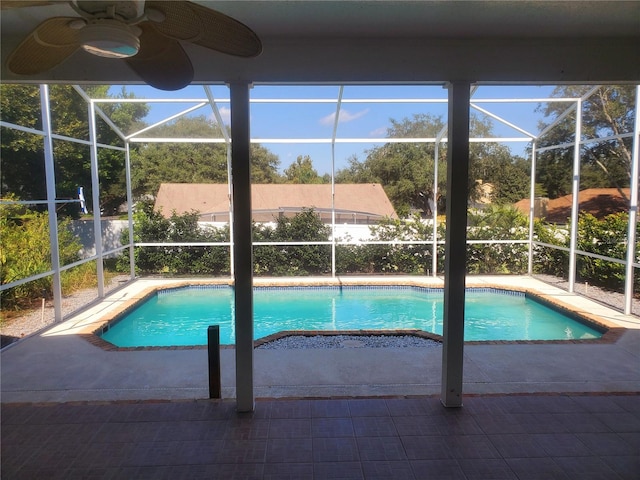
[1,85,148,216]
[535,86,635,199]
[335,113,527,215]
[283,155,325,184]
[131,115,281,197]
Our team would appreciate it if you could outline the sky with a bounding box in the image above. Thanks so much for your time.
[107,84,565,176]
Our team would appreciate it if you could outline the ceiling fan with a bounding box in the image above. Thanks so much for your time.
[4,1,262,90]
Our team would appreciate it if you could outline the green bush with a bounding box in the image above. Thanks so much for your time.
[253,209,331,276]
[576,212,638,291]
[466,205,529,274]
[0,199,85,310]
[117,200,637,293]
[117,201,230,275]
[532,218,569,277]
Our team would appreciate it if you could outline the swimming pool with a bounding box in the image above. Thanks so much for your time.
[99,286,604,347]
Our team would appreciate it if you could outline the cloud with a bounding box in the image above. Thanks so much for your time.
[210,106,231,125]
[319,108,370,126]
[369,126,388,137]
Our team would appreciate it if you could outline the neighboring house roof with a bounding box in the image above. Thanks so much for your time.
[514,188,631,223]
[154,183,398,223]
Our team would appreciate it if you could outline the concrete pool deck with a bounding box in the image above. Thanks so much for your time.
[1,276,639,403]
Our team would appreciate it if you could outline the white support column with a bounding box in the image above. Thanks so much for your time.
[432,139,441,277]
[624,85,640,315]
[230,82,254,412]
[203,85,235,278]
[433,122,449,277]
[441,82,470,408]
[527,141,537,275]
[330,86,344,278]
[40,85,63,322]
[568,99,583,293]
[124,141,136,279]
[88,100,105,297]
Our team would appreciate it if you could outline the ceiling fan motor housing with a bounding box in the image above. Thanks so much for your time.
[79,19,141,58]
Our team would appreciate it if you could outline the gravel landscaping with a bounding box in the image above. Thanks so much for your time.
[256,334,441,349]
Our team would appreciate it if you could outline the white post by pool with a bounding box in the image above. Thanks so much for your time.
[230,82,255,412]
[441,81,470,408]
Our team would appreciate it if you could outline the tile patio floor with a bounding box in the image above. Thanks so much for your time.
[2,276,639,478]
[2,394,639,479]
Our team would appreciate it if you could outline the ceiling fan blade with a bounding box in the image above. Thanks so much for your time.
[1,1,59,9]
[146,1,262,58]
[7,17,81,75]
[125,23,193,91]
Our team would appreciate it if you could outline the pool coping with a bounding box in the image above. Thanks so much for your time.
[79,278,626,351]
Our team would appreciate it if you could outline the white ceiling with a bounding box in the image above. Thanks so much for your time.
[1,1,639,85]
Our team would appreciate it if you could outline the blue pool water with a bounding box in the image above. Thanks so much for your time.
[100,286,603,347]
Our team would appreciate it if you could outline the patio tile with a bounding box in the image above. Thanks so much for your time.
[207,462,265,479]
[153,419,227,442]
[30,432,93,465]
[511,413,570,434]
[433,411,484,435]
[601,455,640,480]
[393,415,441,436]
[313,461,364,479]
[569,395,629,413]
[532,433,593,457]
[385,397,441,416]
[498,395,581,414]
[109,465,185,480]
[361,460,416,479]
[553,455,622,479]
[505,457,570,480]
[65,466,121,479]
[348,398,390,417]
[0,404,36,425]
[95,421,163,443]
[313,437,360,462]
[310,399,351,417]
[72,441,134,468]
[312,417,355,437]
[549,412,610,433]
[268,418,312,438]
[269,399,312,418]
[220,438,268,463]
[356,436,407,461]
[574,431,638,456]
[245,400,274,419]
[352,416,398,436]
[410,459,466,479]
[617,431,640,450]
[174,439,226,465]
[457,458,518,479]
[224,417,270,440]
[1,422,59,445]
[401,434,454,460]
[610,395,640,414]
[594,412,640,433]
[473,413,528,434]
[263,462,314,480]
[0,442,40,474]
[444,435,502,459]
[266,437,313,463]
[1,395,638,479]
[487,433,548,458]
[6,464,72,480]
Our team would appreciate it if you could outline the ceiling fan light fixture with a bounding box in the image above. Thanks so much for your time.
[79,20,140,58]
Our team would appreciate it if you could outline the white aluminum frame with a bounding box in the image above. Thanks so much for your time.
[1,83,638,320]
